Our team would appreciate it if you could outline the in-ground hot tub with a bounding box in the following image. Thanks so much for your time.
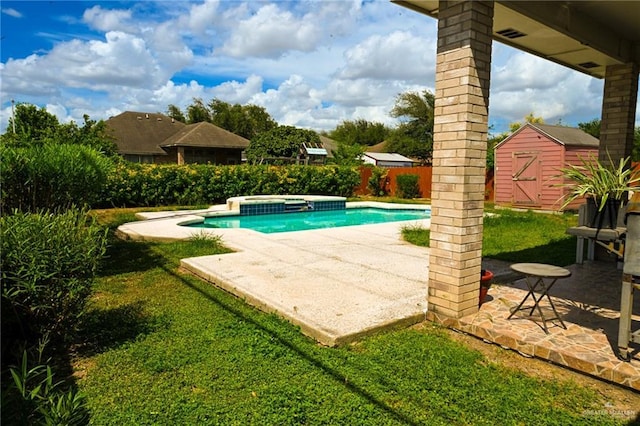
[226,195,346,215]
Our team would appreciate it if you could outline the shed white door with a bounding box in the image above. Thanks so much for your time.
[512,151,541,206]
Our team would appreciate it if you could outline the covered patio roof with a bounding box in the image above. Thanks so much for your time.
[394,0,640,78]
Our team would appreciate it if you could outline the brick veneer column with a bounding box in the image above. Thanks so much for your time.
[427,0,493,320]
[599,63,639,162]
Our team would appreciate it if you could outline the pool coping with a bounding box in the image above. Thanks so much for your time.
[116,201,432,242]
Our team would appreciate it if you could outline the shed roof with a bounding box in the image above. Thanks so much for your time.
[363,152,415,162]
[496,123,599,149]
[533,123,600,147]
[161,121,250,149]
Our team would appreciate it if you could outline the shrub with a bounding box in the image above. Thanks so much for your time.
[1,209,108,348]
[396,174,420,199]
[0,143,114,213]
[367,167,388,196]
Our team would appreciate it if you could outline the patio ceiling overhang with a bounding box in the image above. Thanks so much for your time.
[393,0,640,78]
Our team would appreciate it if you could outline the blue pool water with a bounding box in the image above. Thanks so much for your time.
[189,207,431,234]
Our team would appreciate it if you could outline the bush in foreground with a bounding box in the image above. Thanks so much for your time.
[1,209,108,353]
[0,143,114,213]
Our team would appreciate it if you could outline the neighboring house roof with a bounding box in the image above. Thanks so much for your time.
[319,135,338,158]
[496,123,599,149]
[363,152,415,162]
[161,121,249,149]
[367,140,388,153]
[107,111,185,155]
[107,111,250,156]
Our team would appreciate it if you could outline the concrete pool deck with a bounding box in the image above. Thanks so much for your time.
[116,202,435,345]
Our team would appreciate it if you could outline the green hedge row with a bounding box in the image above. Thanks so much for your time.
[100,163,361,207]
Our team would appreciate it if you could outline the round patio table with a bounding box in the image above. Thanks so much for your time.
[507,263,571,334]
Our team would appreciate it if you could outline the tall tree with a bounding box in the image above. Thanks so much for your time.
[243,104,278,137]
[328,119,389,146]
[245,125,320,164]
[577,118,601,138]
[1,104,116,155]
[388,90,435,164]
[2,103,60,146]
[186,98,211,124]
[328,142,365,166]
[390,90,435,127]
[509,113,544,132]
[57,115,118,156]
[166,104,186,123]
[385,128,432,164]
[208,99,276,140]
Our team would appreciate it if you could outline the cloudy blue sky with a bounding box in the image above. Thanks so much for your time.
[1,0,636,135]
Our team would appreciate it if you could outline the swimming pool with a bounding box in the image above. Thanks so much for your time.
[188,207,431,234]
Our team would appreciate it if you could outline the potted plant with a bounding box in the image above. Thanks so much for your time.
[557,153,640,229]
[479,269,493,306]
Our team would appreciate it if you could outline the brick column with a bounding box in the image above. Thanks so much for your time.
[427,0,493,320]
[599,63,639,162]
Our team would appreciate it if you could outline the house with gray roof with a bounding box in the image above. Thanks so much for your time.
[106,111,250,165]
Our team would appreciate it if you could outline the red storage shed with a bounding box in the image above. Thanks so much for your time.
[494,123,599,211]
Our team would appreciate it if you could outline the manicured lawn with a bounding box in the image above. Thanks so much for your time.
[75,208,620,425]
[403,208,578,267]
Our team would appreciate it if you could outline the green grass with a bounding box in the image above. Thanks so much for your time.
[401,223,431,247]
[72,207,626,425]
[402,209,578,266]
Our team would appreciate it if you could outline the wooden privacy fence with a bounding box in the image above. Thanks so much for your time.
[355,166,495,201]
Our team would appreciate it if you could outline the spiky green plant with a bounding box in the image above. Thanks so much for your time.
[557,152,640,211]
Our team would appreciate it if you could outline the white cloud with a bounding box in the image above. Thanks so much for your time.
[2,8,22,18]
[490,52,604,127]
[220,4,320,58]
[2,31,167,98]
[212,74,264,104]
[151,80,206,109]
[45,103,72,123]
[145,22,194,74]
[83,6,134,32]
[180,0,222,36]
[492,52,571,92]
[337,31,436,82]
